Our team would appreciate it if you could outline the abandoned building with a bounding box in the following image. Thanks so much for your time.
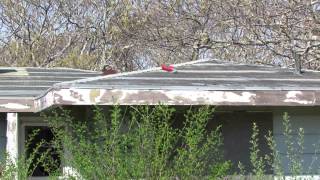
[1,59,320,178]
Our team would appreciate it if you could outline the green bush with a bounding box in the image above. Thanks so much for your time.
[245,112,319,179]
[3,107,317,179]
[43,105,229,179]
[0,128,60,179]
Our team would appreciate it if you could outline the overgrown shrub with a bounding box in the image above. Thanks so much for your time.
[2,107,319,179]
[43,105,229,179]
[0,129,60,180]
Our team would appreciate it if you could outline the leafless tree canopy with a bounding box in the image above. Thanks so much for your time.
[0,0,319,72]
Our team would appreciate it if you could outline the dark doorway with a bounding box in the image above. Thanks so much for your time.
[25,126,61,177]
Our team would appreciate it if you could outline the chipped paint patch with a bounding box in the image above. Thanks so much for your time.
[284,91,313,105]
[34,91,54,111]
[89,89,100,103]
[165,91,256,103]
[54,89,107,105]
[0,103,30,110]
[54,89,87,104]
[102,90,256,105]
[94,89,107,103]
[51,89,258,106]
[115,90,139,101]
[33,88,320,110]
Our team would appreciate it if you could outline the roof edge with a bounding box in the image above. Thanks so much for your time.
[30,88,320,112]
[0,98,35,112]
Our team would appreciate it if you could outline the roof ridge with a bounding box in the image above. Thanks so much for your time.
[52,58,213,89]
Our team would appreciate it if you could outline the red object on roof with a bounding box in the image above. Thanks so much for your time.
[161,64,175,72]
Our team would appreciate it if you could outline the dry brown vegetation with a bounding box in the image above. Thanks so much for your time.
[0,0,319,72]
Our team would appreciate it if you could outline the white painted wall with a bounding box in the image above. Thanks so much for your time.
[273,109,320,175]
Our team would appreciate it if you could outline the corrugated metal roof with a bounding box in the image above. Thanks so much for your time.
[0,67,100,98]
[59,59,320,91]
[3,59,320,112]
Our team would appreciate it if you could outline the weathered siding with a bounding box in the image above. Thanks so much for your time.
[0,113,6,160]
[273,108,320,174]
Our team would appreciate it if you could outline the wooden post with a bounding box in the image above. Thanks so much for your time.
[6,113,19,163]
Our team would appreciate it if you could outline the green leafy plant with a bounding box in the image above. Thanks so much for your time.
[43,105,229,179]
[6,108,319,179]
[0,128,60,179]
[249,122,266,179]
[244,112,315,179]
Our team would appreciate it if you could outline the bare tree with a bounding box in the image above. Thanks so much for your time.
[0,0,319,72]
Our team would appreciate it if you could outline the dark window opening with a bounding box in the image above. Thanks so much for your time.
[25,126,61,177]
[207,111,273,174]
[0,113,7,161]
[171,108,273,174]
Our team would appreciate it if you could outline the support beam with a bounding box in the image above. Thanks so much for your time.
[6,113,19,163]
